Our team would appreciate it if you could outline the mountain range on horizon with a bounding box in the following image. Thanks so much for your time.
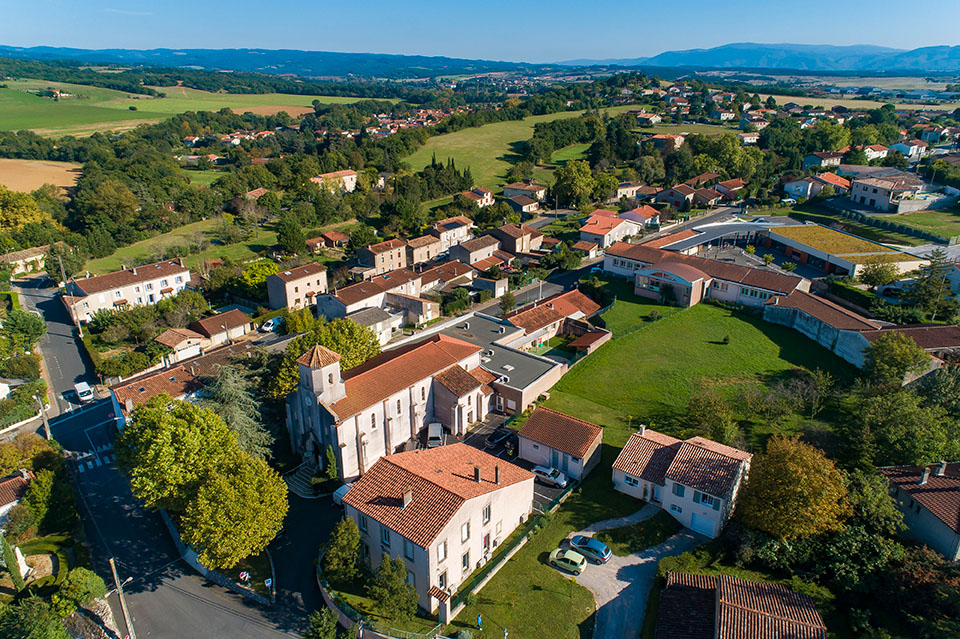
[2,41,960,78]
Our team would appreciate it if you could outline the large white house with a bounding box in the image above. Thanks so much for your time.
[64,259,192,324]
[342,444,534,620]
[612,427,752,538]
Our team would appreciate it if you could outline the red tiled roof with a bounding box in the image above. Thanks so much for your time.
[538,289,602,319]
[718,178,747,190]
[590,209,618,218]
[329,334,481,420]
[629,205,661,220]
[860,324,960,350]
[333,268,420,306]
[469,256,505,272]
[582,215,628,233]
[318,169,357,179]
[296,344,342,369]
[420,261,475,286]
[764,290,879,331]
[305,237,324,248]
[655,572,716,639]
[0,471,33,508]
[458,235,500,253]
[154,327,203,348]
[407,235,442,249]
[71,260,189,295]
[245,187,268,199]
[567,331,608,349]
[189,309,251,338]
[518,407,602,459]
[644,262,710,282]
[508,304,565,334]
[814,172,850,190]
[665,439,752,498]
[607,242,803,295]
[434,365,483,397]
[271,262,326,283]
[322,230,350,242]
[613,429,682,485]
[571,241,598,251]
[367,238,407,254]
[342,444,533,547]
[434,215,473,230]
[880,463,960,534]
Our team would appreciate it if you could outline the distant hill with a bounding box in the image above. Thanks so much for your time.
[557,43,960,72]
[0,45,540,79]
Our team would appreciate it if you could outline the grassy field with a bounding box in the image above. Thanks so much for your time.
[595,510,682,557]
[549,143,591,166]
[0,158,82,193]
[641,123,738,136]
[0,79,389,136]
[178,168,225,187]
[890,206,960,238]
[758,92,960,111]
[404,105,638,190]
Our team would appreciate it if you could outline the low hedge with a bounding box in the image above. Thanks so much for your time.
[826,280,877,309]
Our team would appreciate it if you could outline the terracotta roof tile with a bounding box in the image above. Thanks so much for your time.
[518,408,602,459]
[71,260,189,295]
[296,344,342,369]
[367,238,407,254]
[613,429,682,485]
[189,309,251,338]
[861,324,960,350]
[665,439,752,498]
[271,263,326,283]
[154,327,204,348]
[765,290,879,331]
[0,471,33,508]
[508,304,564,334]
[538,289,602,319]
[342,444,533,547]
[407,235,442,249]
[655,572,716,639]
[434,365,483,397]
[880,463,960,534]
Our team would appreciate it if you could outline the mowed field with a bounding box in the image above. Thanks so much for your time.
[0,158,82,193]
[759,92,960,111]
[404,105,639,189]
[0,79,391,136]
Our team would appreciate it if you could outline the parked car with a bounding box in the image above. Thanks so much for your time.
[427,422,445,448]
[548,548,587,575]
[259,317,284,333]
[332,483,352,506]
[780,197,797,205]
[569,535,611,564]
[74,382,94,404]
[484,426,513,449]
[504,433,519,456]
[590,266,603,273]
[532,466,568,488]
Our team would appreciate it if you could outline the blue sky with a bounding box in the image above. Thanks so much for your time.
[5,0,959,63]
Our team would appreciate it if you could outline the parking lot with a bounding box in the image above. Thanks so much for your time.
[460,417,566,511]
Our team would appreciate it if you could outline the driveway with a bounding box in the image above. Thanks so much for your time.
[567,506,703,639]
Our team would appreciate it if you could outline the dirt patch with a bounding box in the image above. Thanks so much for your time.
[25,552,57,581]
[237,105,315,117]
[0,158,82,194]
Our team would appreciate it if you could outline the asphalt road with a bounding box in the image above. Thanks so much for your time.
[15,275,95,416]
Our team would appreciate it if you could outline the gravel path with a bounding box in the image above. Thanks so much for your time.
[567,505,703,639]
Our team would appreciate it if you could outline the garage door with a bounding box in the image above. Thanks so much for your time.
[690,513,715,537]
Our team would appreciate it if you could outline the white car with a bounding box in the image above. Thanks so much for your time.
[259,317,283,333]
[532,466,568,488]
[74,382,94,404]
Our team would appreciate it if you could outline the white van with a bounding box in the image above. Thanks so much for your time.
[427,423,445,448]
[74,382,94,404]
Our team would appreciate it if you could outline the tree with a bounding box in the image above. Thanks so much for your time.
[906,248,957,321]
[323,517,360,584]
[201,365,273,459]
[180,453,288,569]
[284,306,318,334]
[738,435,851,539]
[346,226,377,256]
[44,244,84,285]
[367,555,418,620]
[238,261,281,299]
[862,332,929,388]
[302,609,340,639]
[50,567,107,618]
[0,597,68,639]
[553,160,597,208]
[115,395,238,511]
[498,291,516,316]
[1,309,47,352]
[686,390,743,447]
[277,213,306,254]
[1,534,24,592]
[0,187,52,232]
[858,261,900,291]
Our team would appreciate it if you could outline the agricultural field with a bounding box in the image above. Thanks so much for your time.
[758,92,960,111]
[642,123,738,136]
[0,79,389,136]
[0,158,82,193]
[404,105,639,190]
[890,206,960,238]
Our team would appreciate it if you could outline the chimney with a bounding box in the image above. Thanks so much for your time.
[639,424,646,436]
[920,467,931,485]
[495,465,501,485]
[132,267,137,276]
[124,398,134,413]
[937,461,948,477]
[19,468,29,480]
[474,466,481,483]
[402,486,412,509]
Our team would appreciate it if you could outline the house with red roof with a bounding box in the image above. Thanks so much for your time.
[880,462,960,561]
[342,444,534,619]
[0,470,34,524]
[517,408,602,481]
[656,184,696,209]
[310,169,358,193]
[579,214,642,249]
[287,335,498,481]
[64,259,192,324]
[266,263,329,310]
[612,426,752,538]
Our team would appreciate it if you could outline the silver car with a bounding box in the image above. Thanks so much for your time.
[532,466,568,488]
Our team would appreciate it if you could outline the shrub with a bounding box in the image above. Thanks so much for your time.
[781,262,797,272]
[50,567,107,618]
[721,335,730,345]
[647,310,660,321]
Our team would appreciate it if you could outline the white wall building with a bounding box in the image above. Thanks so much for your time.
[64,259,191,324]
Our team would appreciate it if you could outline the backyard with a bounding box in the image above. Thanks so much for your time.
[890,206,960,238]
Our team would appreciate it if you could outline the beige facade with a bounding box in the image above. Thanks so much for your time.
[266,263,328,310]
[406,235,443,265]
[65,259,191,324]
[360,239,409,275]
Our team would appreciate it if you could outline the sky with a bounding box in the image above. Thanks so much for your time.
[5,0,960,63]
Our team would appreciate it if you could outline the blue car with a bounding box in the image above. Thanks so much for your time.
[569,535,612,564]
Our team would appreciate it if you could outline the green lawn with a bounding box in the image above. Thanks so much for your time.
[0,79,388,136]
[538,214,587,244]
[404,105,638,190]
[890,206,960,238]
[549,143,591,166]
[233,551,273,598]
[641,123,738,136]
[595,510,683,557]
[334,581,439,635]
[179,168,225,187]
[544,296,853,449]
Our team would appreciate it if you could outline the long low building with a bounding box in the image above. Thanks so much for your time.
[603,242,809,307]
[64,259,192,324]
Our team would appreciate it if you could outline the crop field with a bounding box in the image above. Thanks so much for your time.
[0,79,390,136]
[0,158,82,193]
[404,105,638,190]
[758,92,960,111]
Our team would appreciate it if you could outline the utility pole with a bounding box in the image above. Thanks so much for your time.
[109,557,137,639]
[58,255,83,338]
[35,393,50,439]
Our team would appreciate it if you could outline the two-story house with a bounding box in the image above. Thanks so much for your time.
[579,215,641,249]
[342,444,534,620]
[310,169,358,193]
[801,152,844,171]
[406,235,444,265]
[449,236,500,266]
[879,462,960,561]
[266,263,329,310]
[359,238,409,276]
[64,259,192,324]
[429,216,475,251]
[502,180,547,201]
[487,223,543,257]
[457,187,495,208]
[612,426,752,538]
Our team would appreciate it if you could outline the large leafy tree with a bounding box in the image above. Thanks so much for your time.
[323,517,360,584]
[180,454,288,569]
[738,435,851,540]
[201,365,273,459]
[115,395,237,511]
[0,309,47,352]
[367,555,418,620]
[278,212,307,255]
[553,160,596,208]
[0,186,52,232]
[858,261,900,291]
[862,331,929,388]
